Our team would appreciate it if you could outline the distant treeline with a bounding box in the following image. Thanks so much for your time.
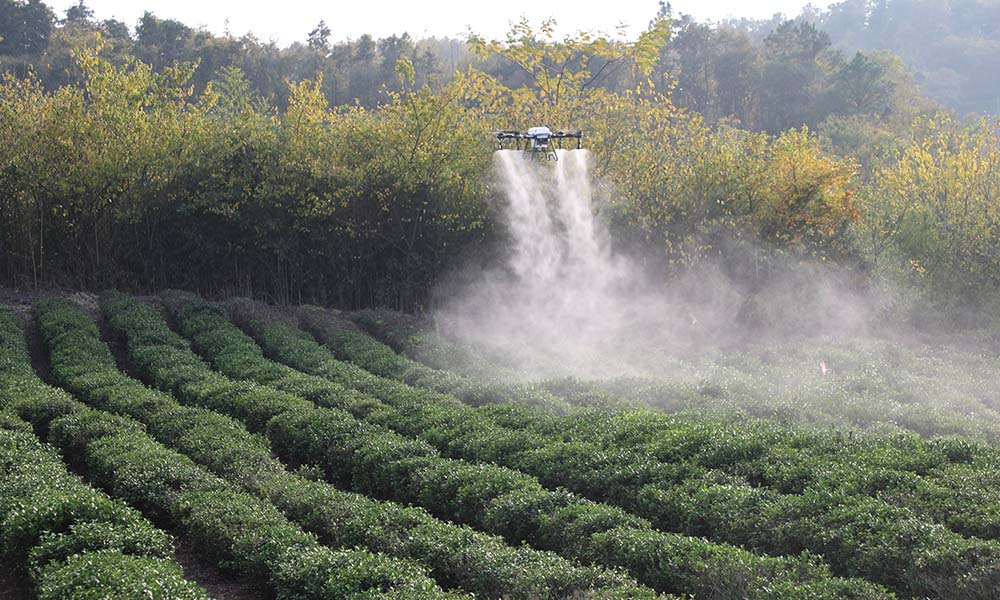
[1,2,999,316]
[814,0,1000,115]
[4,1,999,125]
[663,0,1000,122]
[0,0,469,109]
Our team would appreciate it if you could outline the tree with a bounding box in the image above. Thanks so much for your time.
[864,115,1000,304]
[764,20,831,61]
[665,18,720,118]
[135,12,194,68]
[658,17,761,126]
[102,18,131,41]
[835,51,894,115]
[307,20,330,51]
[378,34,413,82]
[756,127,859,256]
[816,0,1000,114]
[64,0,94,24]
[0,40,203,287]
[207,65,254,117]
[0,0,54,56]
[759,20,839,132]
[467,17,671,125]
[348,34,378,104]
[711,28,761,125]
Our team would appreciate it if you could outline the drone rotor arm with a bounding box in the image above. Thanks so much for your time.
[491,129,582,151]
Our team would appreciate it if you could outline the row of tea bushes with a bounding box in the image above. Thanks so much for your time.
[0,420,210,600]
[151,292,890,600]
[29,300,462,600]
[307,304,1000,540]
[241,301,1000,599]
[0,307,212,600]
[88,293,663,600]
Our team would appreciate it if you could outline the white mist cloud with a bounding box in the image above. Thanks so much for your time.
[435,148,882,379]
[437,150,681,377]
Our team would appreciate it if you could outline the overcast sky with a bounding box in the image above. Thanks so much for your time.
[45,1,816,45]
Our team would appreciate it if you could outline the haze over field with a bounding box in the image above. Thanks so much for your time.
[423,149,1000,447]
[439,148,880,378]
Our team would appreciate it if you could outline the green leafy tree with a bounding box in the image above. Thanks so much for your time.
[658,17,761,126]
[206,65,255,117]
[467,17,671,126]
[864,115,1000,305]
[759,21,838,133]
[64,0,93,24]
[0,0,54,56]
[835,51,895,115]
[307,20,331,51]
[134,12,196,69]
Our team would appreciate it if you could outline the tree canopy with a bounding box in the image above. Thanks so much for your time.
[1,1,999,317]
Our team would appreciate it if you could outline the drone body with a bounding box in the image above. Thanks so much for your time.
[493,126,584,161]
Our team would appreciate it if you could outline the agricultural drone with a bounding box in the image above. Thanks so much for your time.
[493,126,584,161]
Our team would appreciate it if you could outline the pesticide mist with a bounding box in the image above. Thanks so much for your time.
[428,148,1000,440]
[437,147,898,378]
[436,149,693,377]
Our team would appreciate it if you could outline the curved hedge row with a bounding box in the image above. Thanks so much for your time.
[350,307,520,382]
[234,300,1000,600]
[26,300,462,600]
[65,412,449,600]
[349,307,1000,522]
[141,291,891,599]
[0,424,211,600]
[306,304,1000,531]
[39,296,658,600]
[0,309,212,600]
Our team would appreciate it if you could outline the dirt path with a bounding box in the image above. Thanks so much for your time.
[0,571,33,600]
[173,534,268,600]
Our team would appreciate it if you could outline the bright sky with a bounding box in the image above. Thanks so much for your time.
[46,1,814,44]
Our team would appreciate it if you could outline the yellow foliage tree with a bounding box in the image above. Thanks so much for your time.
[864,114,1000,300]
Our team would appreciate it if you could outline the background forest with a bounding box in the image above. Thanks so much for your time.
[2,0,999,321]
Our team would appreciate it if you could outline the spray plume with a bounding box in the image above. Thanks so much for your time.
[430,149,1000,442]
[436,149,701,377]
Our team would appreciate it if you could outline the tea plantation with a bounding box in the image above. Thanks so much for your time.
[2,292,999,599]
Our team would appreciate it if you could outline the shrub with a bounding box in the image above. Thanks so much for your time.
[175,489,318,575]
[1,488,148,565]
[272,546,442,600]
[84,431,229,519]
[36,550,211,600]
[27,520,174,579]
